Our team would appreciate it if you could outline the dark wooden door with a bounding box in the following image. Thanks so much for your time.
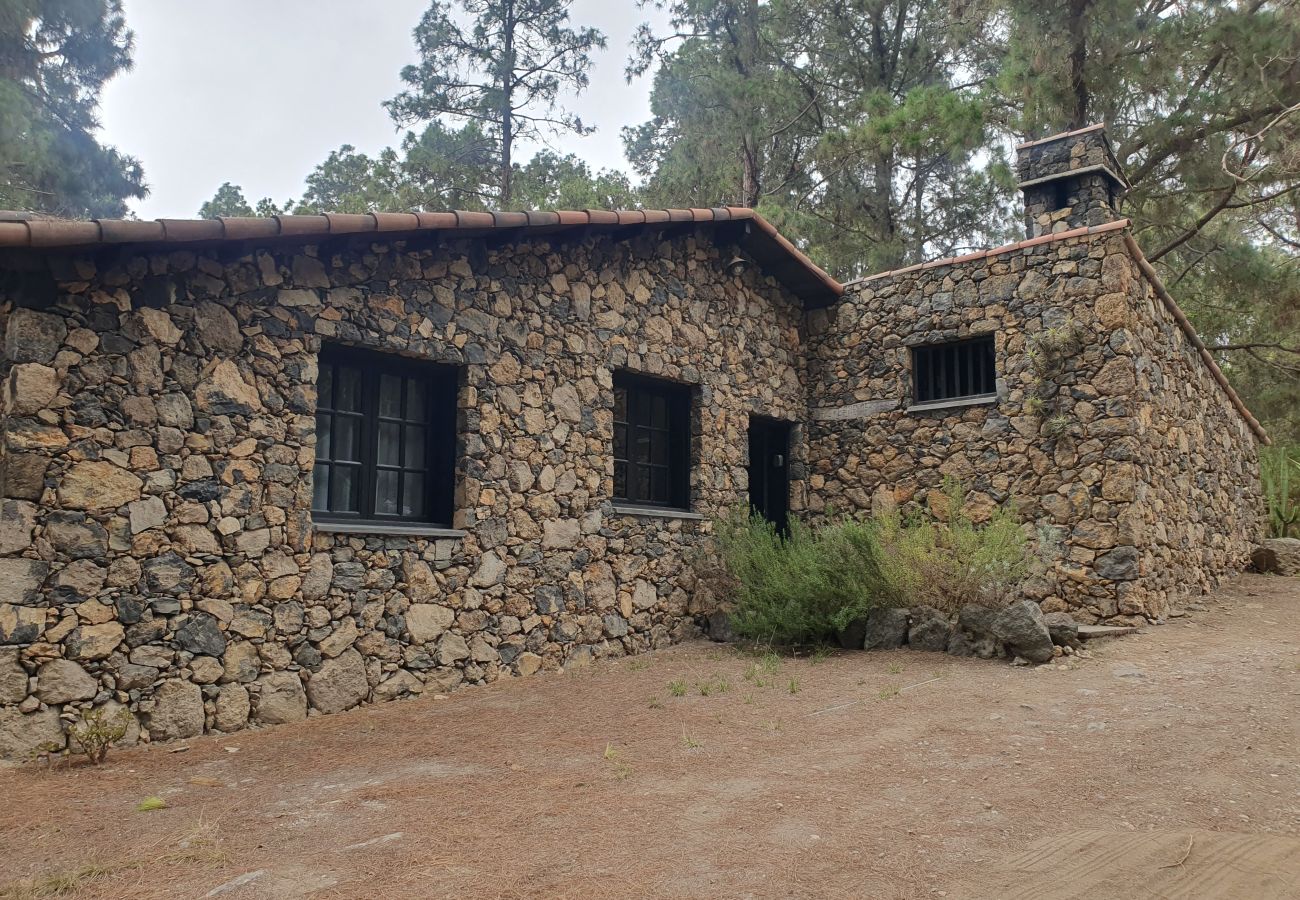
[748,417,791,530]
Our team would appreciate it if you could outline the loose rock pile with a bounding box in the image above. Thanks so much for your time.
[711,601,1082,664]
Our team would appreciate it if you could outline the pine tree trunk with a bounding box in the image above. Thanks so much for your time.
[738,0,762,207]
[500,0,515,207]
[1067,0,1091,128]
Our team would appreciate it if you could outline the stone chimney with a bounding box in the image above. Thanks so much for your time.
[1016,124,1129,239]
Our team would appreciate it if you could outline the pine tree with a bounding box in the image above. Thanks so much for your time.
[626,0,1012,276]
[385,0,605,206]
[0,0,146,217]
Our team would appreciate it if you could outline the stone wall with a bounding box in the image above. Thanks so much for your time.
[0,229,808,755]
[804,227,1263,623]
[1121,254,1265,607]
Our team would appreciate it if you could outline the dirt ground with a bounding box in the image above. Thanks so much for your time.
[1,574,1298,900]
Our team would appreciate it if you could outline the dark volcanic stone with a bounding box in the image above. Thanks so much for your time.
[175,612,227,657]
[706,611,735,643]
[863,606,909,650]
[1043,611,1080,647]
[837,617,867,650]
[992,601,1054,663]
[907,606,951,652]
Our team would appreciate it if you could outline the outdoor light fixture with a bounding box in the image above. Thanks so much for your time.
[726,254,749,276]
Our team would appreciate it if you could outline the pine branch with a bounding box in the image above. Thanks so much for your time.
[1211,342,1300,355]
[1146,182,1240,262]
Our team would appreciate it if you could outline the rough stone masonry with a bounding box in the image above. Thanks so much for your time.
[0,127,1267,756]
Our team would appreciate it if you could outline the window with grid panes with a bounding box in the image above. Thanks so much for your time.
[911,335,997,404]
[313,346,458,526]
[613,373,691,509]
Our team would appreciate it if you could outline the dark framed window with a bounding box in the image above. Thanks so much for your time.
[613,373,691,509]
[912,335,996,404]
[313,345,458,526]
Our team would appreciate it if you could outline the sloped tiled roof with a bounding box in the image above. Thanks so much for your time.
[0,207,844,307]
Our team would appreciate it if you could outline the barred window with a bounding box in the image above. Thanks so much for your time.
[912,336,996,404]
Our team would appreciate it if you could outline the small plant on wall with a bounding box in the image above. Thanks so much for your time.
[1024,319,1085,431]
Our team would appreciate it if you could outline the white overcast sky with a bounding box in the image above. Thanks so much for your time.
[99,0,672,219]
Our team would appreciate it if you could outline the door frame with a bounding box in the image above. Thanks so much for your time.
[747,414,793,531]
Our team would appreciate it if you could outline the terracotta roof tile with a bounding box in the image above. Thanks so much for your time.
[414,211,458,229]
[100,220,160,243]
[161,219,223,242]
[453,210,494,229]
[219,216,281,240]
[30,220,100,247]
[490,211,528,228]
[0,221,29,245]
[372,212,421,233]
[323,213,375,234]
[276,215,329,236]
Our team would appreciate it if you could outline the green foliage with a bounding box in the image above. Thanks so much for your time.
[0,0,146,217]
[512,151,638,210]
[874,479,1030,613]
[198,122,635,218]
[195,182,284,219]
[385,0,606,205]
[135,796,166,812]
[627,0,1019,275]
[625,0,1299,439]
[714,482,1031,644]
[715,512,890,645]
[67,707,131,765]
[1261,444,1300,538]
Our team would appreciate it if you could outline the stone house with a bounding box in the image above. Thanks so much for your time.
[0,126,1266,755]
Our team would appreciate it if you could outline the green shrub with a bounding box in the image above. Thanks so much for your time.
[1261,444,1299,538]
[875,479,1029,613]
[711,480,1032,644]
[715,513,888,645]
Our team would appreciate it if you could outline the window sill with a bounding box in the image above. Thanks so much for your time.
[610,504,705,521]
[906,395,999,415]
[313,520,466,539]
